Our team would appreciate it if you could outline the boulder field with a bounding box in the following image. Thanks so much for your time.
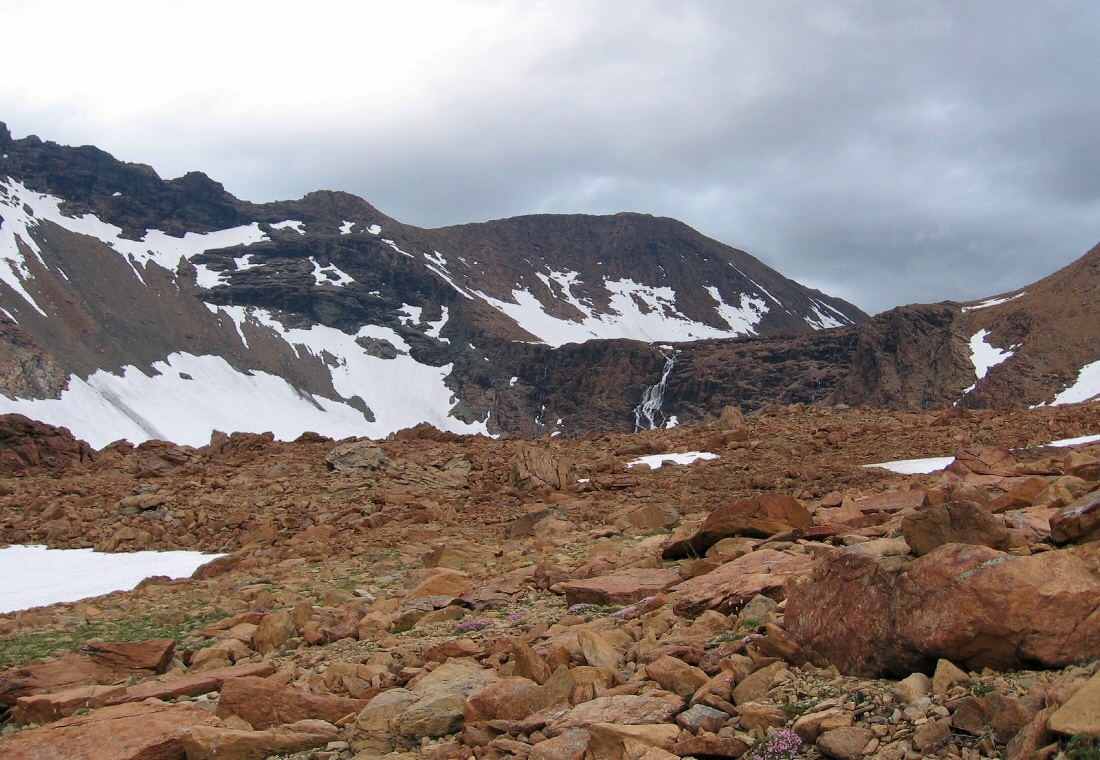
[1,402,1100,758]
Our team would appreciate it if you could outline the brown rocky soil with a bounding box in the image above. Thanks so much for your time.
[2,402,1100,758]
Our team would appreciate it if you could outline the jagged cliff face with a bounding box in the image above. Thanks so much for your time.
[0,123,868,446]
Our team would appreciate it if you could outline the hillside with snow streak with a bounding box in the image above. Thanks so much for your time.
[0,122,874,443]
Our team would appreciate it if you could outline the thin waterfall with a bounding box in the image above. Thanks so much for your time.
[634,348,677,431]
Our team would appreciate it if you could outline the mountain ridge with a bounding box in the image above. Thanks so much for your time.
[0,121,871,446]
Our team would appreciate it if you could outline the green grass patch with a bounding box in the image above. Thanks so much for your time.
[0,611,227,668]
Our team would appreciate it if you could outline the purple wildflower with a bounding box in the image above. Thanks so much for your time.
[749,728,803,760]
[567,603,598,615]
[456,620,489,633]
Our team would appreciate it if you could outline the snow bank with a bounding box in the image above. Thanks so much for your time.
[0,545,223,614]
[626,451,720,469]
[864,456,956,474]
[1049,360,1100,405]
[474,271,769,347]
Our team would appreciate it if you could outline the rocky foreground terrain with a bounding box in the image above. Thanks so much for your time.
[2,403,1100,759]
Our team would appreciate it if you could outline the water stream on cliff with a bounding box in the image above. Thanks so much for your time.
[634,348,677,431]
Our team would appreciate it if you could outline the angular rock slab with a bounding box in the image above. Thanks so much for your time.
[672,549,814,618]
[786,542,1100,677]
[1049,668,1100,737]
[546,691,684,736]
[181,718,339,760]
[216,676,369,729]
[0,701,219,760]
[0,638,176,706]
[557,567,683,607]
[663,495,813,559]
[1050,488,1100,544]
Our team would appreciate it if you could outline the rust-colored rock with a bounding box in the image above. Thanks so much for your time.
[0,701,220,760]
[672,549,814,618]
[0,413,95,475]
[787,542,1100,677]
[663,496,813,559]
[546,691,684,735]
[557,567,683,607]
[0,638,176,706]
[1049,488,1100,544]
[670,734,750,758]
[216,676,369,729]
[464,676,556,723]
[986,476,1050,513]
[901,500,1015,555]
[948,446,1019,477]
[181,718,340,760]
[508,444,577,491]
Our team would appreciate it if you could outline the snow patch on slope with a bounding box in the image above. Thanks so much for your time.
[310,258,355,286]
[1047,359,1100,405]
[0,179,267,291]
[475,274,770,347]
[0,545,224,613]
[961,329,1017,395]
[0,296,490,446]
[805,299,852,329]
[211,305,486,437]
[271,220,305,234]
[705,286,768,333]
[962,292,1026,312]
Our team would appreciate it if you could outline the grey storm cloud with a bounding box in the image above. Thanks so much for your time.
[3,1,1100,314]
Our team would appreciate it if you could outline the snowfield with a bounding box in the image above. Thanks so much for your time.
[474,272,770,347]
[865,456,957,474]
[626,451,720,469]
[0,545,223,614]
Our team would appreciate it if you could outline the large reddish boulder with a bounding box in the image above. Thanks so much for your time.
[216,676,369,729]
[786,542,1100,677]
[662,495,813,559]
[0,639,176,706]
[901,501,1017,555]
[947,446,1019,477]
[672,549,814,618]
[1049,489,1100,544]
[0,701,219,759]
[0,413,95,474]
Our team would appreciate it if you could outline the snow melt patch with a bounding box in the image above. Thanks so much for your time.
[705,286,768,334]
[212,305,489,438]
[339,221,356,235]
[961,292,1026,312]
[864,456,956,474]
[961,329,1017,394]
[1048,433,1100,448]
[805,299,852,330]
[0,177,268,288]
[310,258,355,286]
[0,545,223,613]
[0,180,51,314]
[475,274,766,347]
[0,352,376,448]
[234,253,262,271]
[271,220,305,234]
[626,451,720,469]
[1048,360,1100,406]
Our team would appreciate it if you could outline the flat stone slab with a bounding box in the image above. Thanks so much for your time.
[556,567,683,607]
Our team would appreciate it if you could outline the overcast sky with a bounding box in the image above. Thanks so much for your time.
[2,1,1099,314]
